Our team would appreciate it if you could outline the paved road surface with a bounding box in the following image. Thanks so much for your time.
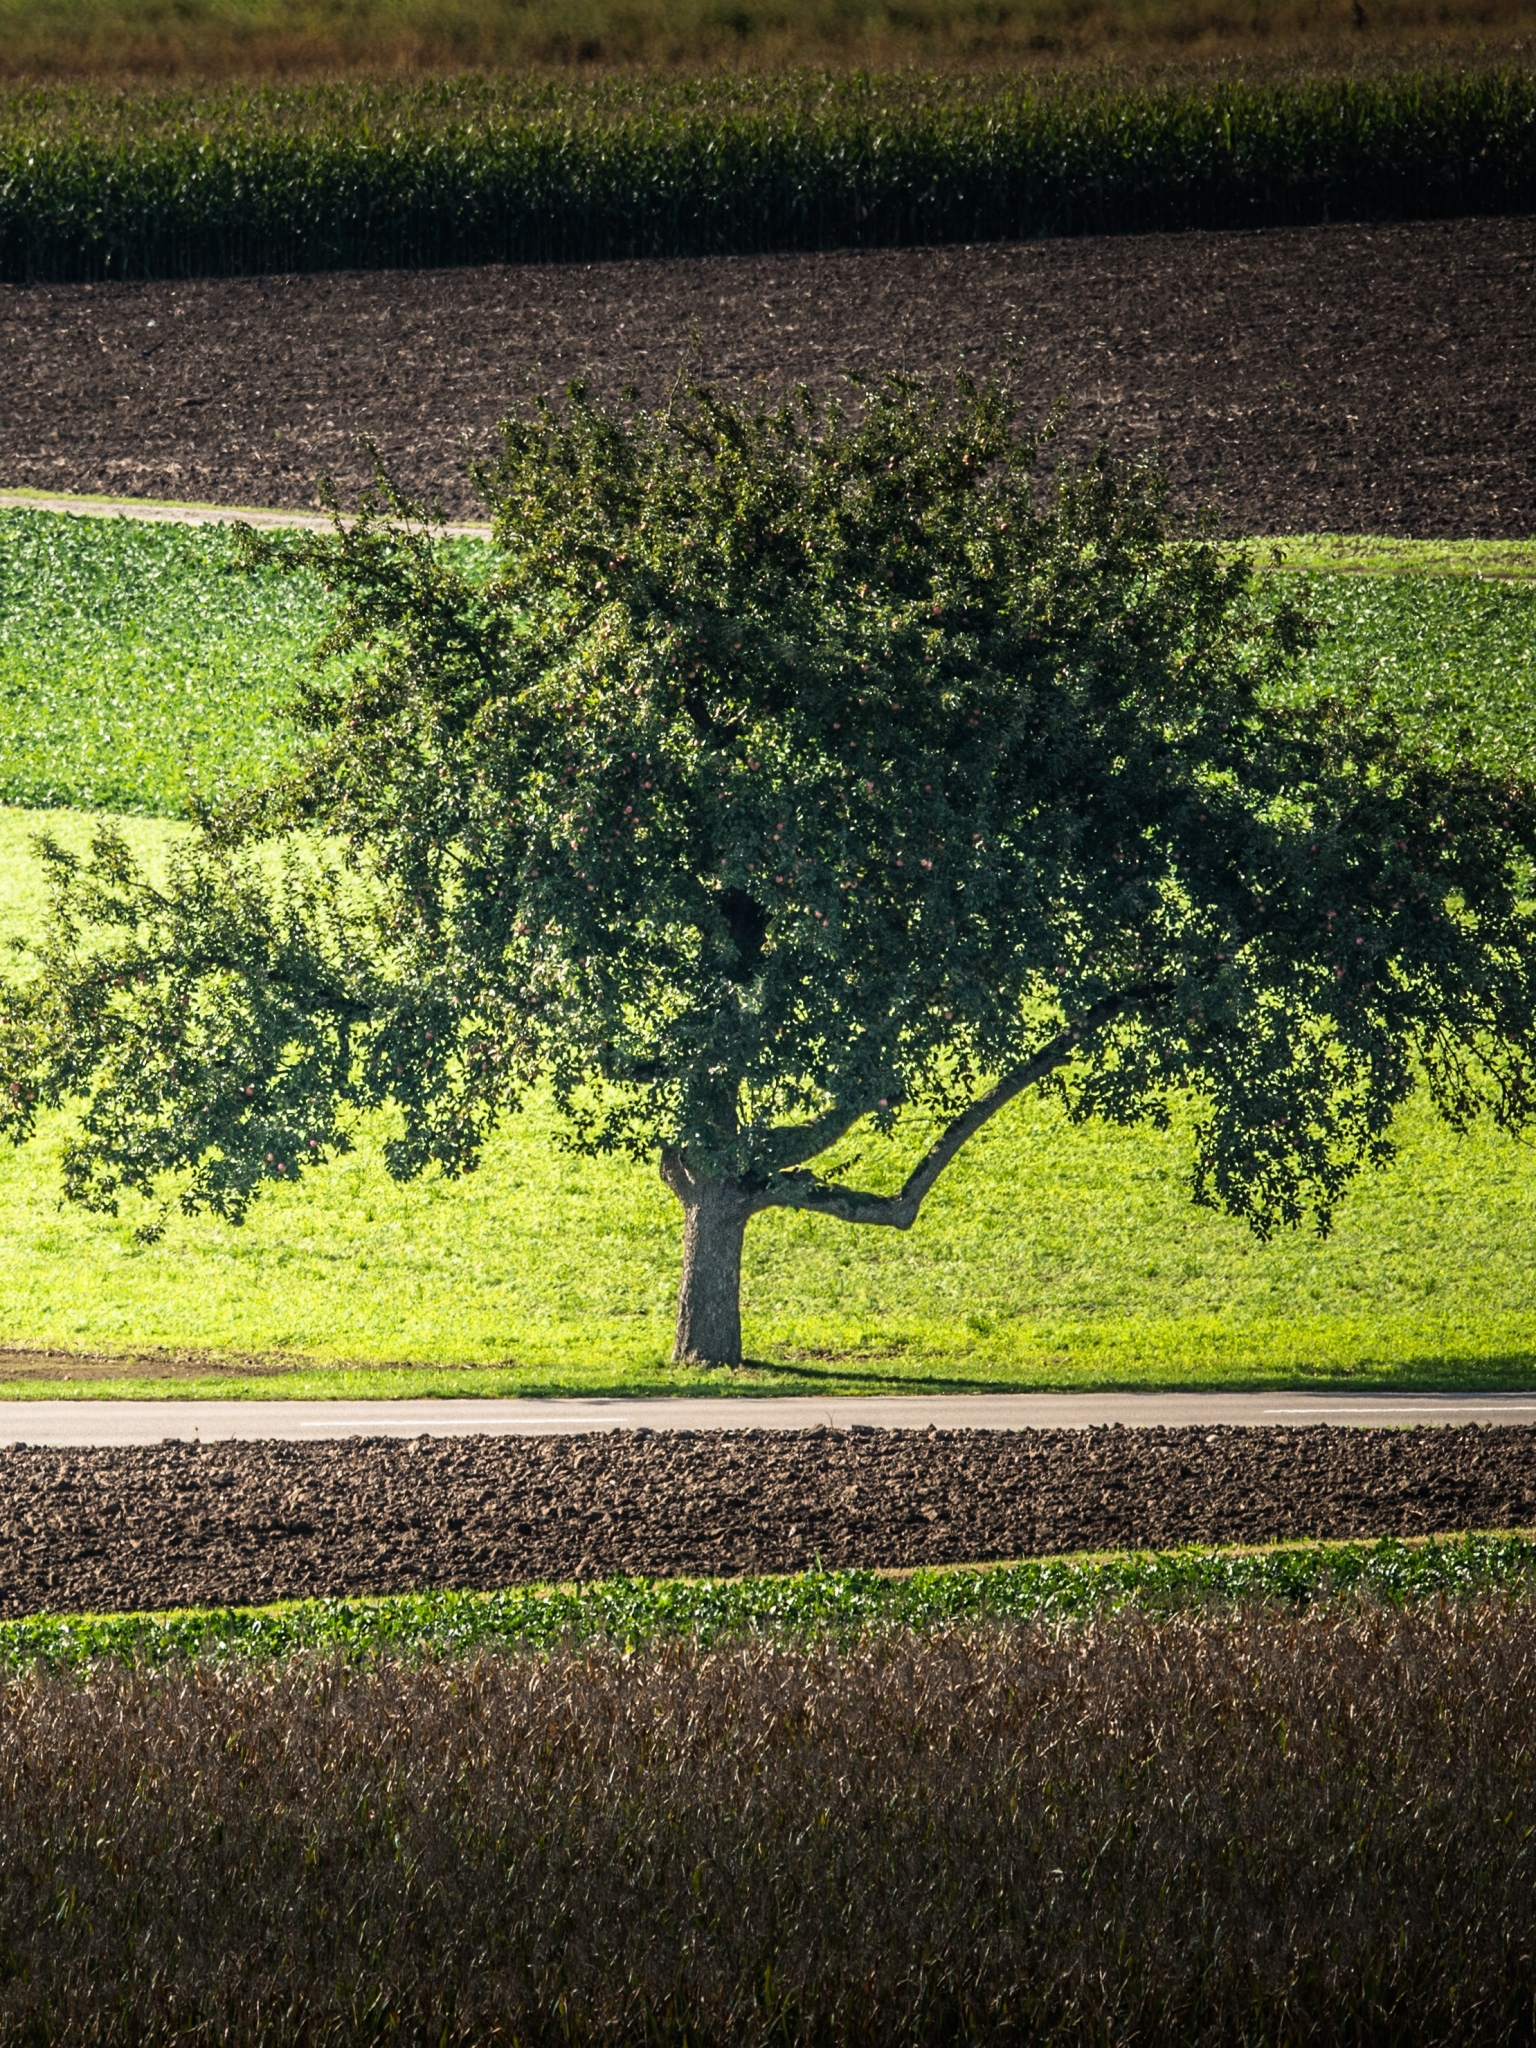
[0,1392,1533,1446]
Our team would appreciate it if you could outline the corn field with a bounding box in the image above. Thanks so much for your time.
[1,69,1533,281]
[1,1603,1533,2042]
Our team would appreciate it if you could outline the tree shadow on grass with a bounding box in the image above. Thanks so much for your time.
[728,1349,1536,1397]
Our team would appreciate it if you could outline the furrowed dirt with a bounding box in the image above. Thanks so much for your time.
[4,1424,1533,1616]
[3,215,1533,536]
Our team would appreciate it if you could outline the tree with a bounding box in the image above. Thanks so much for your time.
[3,374,1536,1367]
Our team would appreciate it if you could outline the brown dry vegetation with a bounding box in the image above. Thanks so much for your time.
[1,1604,1533,2042]
[1,0,1535,81]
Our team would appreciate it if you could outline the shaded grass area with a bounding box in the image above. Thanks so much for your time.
[3,69,1534,283]
[0,1600,1533,2041]
[6,1533,1534,1668]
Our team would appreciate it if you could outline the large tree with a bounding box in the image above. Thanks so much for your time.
[3,376,1536,1366]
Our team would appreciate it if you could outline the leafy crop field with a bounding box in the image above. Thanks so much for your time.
[6,1533,1532,1669]
[2,69,1534,282]
[3,512,1532,817]
[0,511,319,812]
[1,1592,1533,2041]
[0,518,1533,1392]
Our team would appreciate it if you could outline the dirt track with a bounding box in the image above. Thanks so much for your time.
[3,216,1533,536]
[4,1425,1534,1616]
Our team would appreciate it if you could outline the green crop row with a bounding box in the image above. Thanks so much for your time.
[4,1534,1532,1668]
[1,68,1533,280]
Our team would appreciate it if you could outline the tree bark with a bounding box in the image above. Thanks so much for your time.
[662,1157,756,1366]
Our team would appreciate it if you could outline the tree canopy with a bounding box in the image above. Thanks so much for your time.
[3,374,1536,1365]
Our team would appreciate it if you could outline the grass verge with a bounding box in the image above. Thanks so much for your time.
[5,1532,1534,1667]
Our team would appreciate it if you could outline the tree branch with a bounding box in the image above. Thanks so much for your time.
[762,997,1125,1228]
[752,1101,874,1175]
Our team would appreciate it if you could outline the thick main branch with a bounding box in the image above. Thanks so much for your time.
[763,997,1125,1229]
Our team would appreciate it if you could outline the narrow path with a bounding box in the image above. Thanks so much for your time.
[2,1391,1534,1445]
[0,487,491,538]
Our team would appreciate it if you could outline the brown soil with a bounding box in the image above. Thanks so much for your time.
[0,1349,306,1383]
[3,215,1533,537]
[3,1424,1533,1616]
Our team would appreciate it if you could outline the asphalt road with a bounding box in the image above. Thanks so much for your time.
[1,1392,1533,1445]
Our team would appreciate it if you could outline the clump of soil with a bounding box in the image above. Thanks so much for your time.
[2,1423,1533,1617]
[3,216,1532,536]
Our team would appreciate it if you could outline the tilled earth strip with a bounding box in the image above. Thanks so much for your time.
[4,217,1533,537]
[3,1425,1534,1617]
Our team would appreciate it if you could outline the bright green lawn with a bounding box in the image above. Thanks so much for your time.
[0,811,1532,1396]
[0,522,1532,1394]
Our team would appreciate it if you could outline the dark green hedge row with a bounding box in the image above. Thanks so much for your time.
[1,69,1533,280]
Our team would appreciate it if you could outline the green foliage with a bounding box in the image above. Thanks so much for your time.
[1278,569,1536,784]
[1,68,1534,281]
[2,509,1531,827]
[0,510,314,814]
[5,377,1536,1380]
[3,1535,1531,1668]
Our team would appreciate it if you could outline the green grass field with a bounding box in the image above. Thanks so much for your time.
[0,513,1533,1396]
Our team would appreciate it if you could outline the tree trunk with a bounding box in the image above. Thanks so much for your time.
[664,1163,754,1367]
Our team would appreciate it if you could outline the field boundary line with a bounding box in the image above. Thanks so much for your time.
[7,496,1534,574]
[0,488,493,540]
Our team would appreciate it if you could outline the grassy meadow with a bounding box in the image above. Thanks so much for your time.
[0,512,1534,1394]
[4,0,1536,79]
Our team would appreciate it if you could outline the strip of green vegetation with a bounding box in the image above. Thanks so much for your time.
[1,69,1532,282]
[5,512,1536,816]
[1267,534,1536,579]
[5,1535,1532,1668]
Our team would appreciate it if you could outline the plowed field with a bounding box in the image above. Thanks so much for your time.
[4,215,1533,536]
[5,1425,1534,1615]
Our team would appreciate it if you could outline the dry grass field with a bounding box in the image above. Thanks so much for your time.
[0,0,1531,81]
[0,1603,1531,2042]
